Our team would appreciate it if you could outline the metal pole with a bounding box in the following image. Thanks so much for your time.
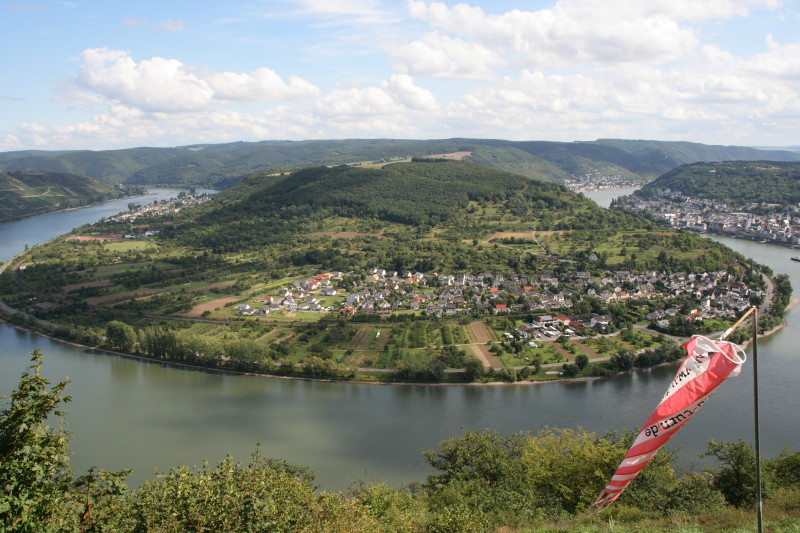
[752,307,763,533]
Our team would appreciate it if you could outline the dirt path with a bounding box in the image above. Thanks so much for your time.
[549,342,574,362]
[61,280,111,292]
[467,321,502,367]
[179,296,239,317]
[470,344,503,368]
[470,321,492,343]
[373,329,390,350]
[87,288,160,305]
[571,340,603,360]
[349,326,374,350]
[188,280,236,293]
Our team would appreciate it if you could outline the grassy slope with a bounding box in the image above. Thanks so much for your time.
[0,170,124,222]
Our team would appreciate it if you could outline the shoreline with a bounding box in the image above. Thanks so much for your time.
[0,318,610,388]
[4,305,789,387]
[0,190,147,226]
[736,296,797,350]
[4,271,796,386]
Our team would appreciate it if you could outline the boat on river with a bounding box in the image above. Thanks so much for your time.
[792,257,800,262]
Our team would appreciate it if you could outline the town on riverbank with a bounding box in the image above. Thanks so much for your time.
[615,191,800,247]
[2,240,791,385]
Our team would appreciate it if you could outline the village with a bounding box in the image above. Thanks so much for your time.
[563,169,647,191]
[105,191,213,225]
[616,188,800,246]
[234,265,755,339]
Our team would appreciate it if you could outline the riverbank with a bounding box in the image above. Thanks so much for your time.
[736,295,799,350]
[0,188,148,225]
[3,306,788,389]
[0,317,605,387]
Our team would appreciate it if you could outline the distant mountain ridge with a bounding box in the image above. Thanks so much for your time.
[1,138,798,189]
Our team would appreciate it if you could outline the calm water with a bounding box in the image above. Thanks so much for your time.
[1,190,798,490]
[583,187,639,208]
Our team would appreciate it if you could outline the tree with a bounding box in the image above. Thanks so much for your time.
[561,363,579,377]
[575,353,589,370]
[0,350,74,531]
[105,320,136,352]
[703,439,763,508]
[428,358,446,382]
[463,357,485,382]
[611,350,635,371]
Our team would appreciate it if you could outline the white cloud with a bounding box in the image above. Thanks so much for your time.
[279,0,399,26]
[756,35,800,79]
[123,18,146,26]
[3,1,798,151]
[74,48,321,113]
[404,0,783,68]
[388,32,501,79]
[316,74,437,116]
[7,3,44,12]
[76,48,215,113]
[207,68,321,102]
[158,18,186,31]
[5,71,440,150]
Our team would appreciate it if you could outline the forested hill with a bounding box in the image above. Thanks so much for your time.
[2,138,798,189]
[0,170,132,223]
[215,160,564,223]
[162,160,645,257]
[635,161,800,206]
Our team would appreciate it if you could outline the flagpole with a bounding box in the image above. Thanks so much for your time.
[721,305,762,531]
[752,307,763,533]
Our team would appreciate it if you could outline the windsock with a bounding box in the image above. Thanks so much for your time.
[591,335,746,510]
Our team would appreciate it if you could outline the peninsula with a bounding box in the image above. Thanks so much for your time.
[0,160,790,383]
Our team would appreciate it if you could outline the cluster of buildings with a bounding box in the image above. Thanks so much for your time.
[507,313,611,342]
[617,190,800,245]
[564,170,647,191]
[233,266,753,333]
[106,193,212,224]
[236,272,341,315]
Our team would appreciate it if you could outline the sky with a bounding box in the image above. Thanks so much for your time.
[1,0,799,152]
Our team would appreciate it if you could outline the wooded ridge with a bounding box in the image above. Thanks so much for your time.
[2,138,798,188]
[634,160,800,207]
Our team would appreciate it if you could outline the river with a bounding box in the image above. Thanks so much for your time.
[0,188,798,491]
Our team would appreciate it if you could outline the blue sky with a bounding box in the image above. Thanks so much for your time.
[2,0,799,151]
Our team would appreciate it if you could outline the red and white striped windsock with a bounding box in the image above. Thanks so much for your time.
[591,335,746,510]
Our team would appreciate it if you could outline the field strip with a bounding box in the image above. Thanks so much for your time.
[178,296,239,317]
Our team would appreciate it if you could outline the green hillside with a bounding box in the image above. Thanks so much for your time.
[0,171,136,223]
[636,160,800,206]
[166,160,639,257]
[2,138,799,189]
